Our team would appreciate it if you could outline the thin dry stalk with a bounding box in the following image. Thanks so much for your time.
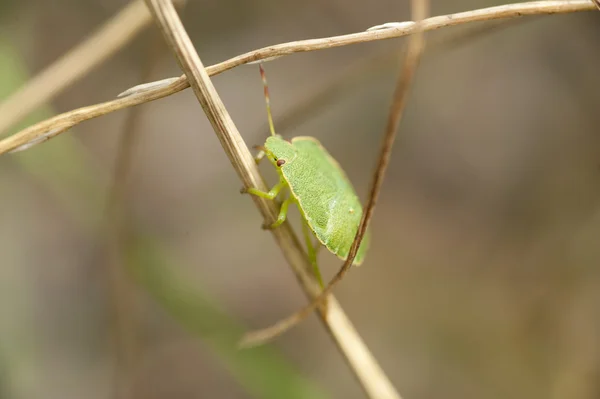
[102,32,165,399]
[259,17,524,137]
[239,0,430,347]
[104,109,142,399]
[142,0,401,398]
[0,0,153,136]
[0,0,595,155]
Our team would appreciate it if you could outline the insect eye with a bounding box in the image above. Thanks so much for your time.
[276,159,286,167]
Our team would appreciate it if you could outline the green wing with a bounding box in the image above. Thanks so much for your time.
[283,137,369,265]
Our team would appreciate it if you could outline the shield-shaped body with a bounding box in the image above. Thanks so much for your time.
[265,135,370,265]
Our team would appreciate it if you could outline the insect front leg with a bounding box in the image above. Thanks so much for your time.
[252,145,268,165]
[241,177,292,229]
[241,179,286,200]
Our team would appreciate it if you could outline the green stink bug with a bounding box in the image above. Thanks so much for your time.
[242,65,370,286]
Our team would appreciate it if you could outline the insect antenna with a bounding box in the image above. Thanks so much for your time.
[259,64,277,137]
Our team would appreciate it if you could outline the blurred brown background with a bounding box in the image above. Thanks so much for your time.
[1,0,600,398]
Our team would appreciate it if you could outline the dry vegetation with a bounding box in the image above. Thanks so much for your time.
[0,1,599,399]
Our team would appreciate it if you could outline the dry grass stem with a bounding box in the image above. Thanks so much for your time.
[239,0,430,347]
[0,0,154,136]
[142,1,401,398]
[0,0,595,155]
[102,32,166,399]
[258,17,524,138]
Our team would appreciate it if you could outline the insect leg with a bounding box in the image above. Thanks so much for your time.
[254,150,266,164]
[252,145,268,164]
[242,179,286,200]
[265,196,293,230]
[301,219,324,289]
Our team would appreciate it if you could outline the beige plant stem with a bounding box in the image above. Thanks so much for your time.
[142,1,401,398]
[0,0,595,155]
[0,0,154,136]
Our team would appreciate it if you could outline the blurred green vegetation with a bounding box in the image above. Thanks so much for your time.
[127,234,327,399]
[0,35,328,399]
